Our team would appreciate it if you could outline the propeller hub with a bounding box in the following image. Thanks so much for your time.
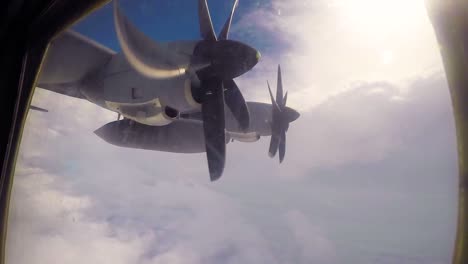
[284,107,300,123]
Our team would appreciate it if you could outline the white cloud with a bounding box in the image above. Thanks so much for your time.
[6,161,281,264]
[233,0,442,111]
[285,210,337,263]
[6,167,150,264]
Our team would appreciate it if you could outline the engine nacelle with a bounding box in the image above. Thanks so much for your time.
[227,131,260,142]
[159,76,202,112]
[94,119,230,153]
[82,53,203,115]
[105,99,180,126]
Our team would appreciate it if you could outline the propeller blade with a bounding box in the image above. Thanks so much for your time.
[198,0,217,41]
[267,81,281,113]
[276,65,283,106]
[30,105,48,112]
[201,78,226,181]
[268,80,282,158]
[218,0,239,40]
[268,134,280,157]
[224,79,250,131]
[279,130,286,163]
[282,91,288,108]
[113,0,186,79]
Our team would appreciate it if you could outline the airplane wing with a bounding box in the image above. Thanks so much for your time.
[29,105,48,112]
[37,30,116,99]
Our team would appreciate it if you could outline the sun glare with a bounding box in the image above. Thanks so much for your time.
[381,50,394,65]
[333,0,426,35]
[324,0,434,82]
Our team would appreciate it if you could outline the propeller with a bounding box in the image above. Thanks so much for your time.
[195,0,258,181]
[113,0,260,181]
[267,65,300,163]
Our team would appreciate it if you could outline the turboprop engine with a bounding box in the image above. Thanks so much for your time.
[112,0,260,181]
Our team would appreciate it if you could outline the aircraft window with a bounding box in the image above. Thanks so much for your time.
[5,0,457,263]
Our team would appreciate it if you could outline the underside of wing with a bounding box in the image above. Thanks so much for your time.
[37,30,116,99]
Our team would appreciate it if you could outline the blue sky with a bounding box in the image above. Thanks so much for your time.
[73,0,279,53]
[6,0,458,264]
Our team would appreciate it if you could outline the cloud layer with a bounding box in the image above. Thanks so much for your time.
[7,69,456,264]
